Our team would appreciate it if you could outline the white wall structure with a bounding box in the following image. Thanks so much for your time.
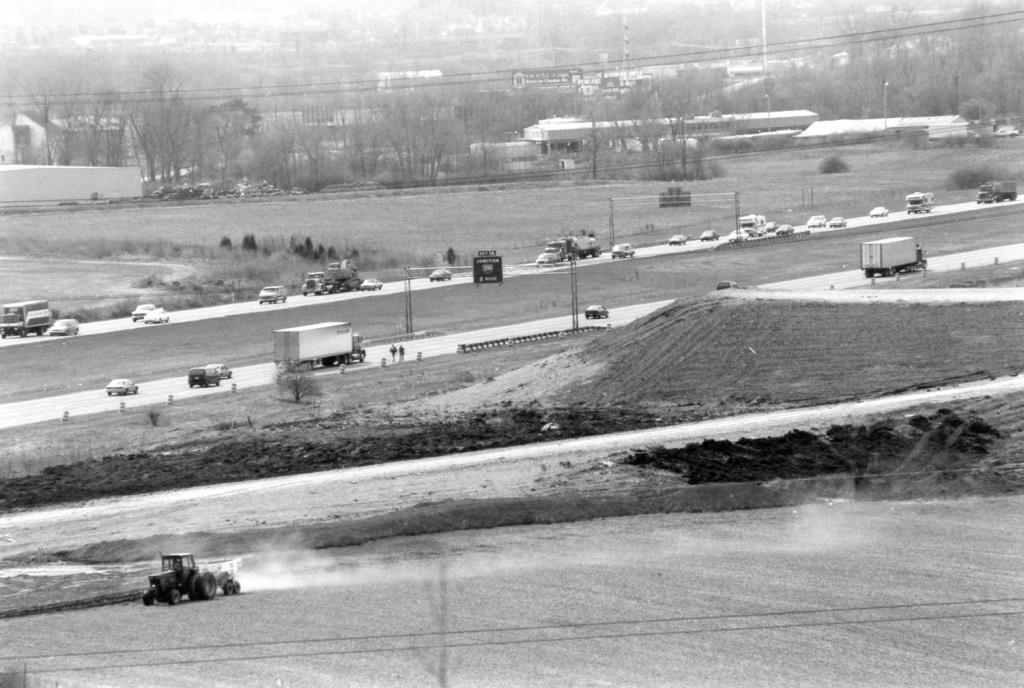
[0,165,142,204]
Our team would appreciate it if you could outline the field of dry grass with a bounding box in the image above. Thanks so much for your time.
[2,138,1023,312]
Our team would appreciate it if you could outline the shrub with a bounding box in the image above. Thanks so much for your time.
[948,163,1009,190]
[818,155,849,174]
[276,368,322,402]
[219,236,233,250]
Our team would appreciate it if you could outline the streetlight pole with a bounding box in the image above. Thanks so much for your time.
[883,81,889,132]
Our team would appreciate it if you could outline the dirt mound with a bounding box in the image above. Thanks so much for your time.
[624,409,1008,498]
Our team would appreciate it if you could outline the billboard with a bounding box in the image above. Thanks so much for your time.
[513,69,583,90]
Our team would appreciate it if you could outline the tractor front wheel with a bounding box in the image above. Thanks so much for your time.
[142,590,155,606]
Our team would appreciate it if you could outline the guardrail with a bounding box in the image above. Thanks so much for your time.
[715,230,812,250]
[456,325,611,353]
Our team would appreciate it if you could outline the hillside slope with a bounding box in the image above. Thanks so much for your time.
[419,293,1024,417]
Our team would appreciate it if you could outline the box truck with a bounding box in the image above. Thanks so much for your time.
[860,237,927,277]
[273,322,366,369]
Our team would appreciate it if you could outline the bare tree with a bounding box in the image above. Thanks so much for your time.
[276,368,322,403]
[129,63,194,182]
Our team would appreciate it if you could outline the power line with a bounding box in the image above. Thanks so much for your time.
[15,599,1024,674]
[2,10,1022,107]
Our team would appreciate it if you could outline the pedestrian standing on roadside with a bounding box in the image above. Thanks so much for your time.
[390,344,397,362]
[399,345,405,362]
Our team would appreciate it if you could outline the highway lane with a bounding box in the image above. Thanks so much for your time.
[3,196,1019,350]
[0,300,672,429]
[761,242,1024,291]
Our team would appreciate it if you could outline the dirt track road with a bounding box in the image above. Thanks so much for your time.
[2,497,1022,687]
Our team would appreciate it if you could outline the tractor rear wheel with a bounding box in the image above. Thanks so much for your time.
[167,589,181,605]
[200,572,218,600]
[187,572,204,600]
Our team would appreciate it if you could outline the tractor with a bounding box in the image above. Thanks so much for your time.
[142,553,241,606]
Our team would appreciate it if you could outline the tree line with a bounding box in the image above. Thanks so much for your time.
[4,6,1022,190]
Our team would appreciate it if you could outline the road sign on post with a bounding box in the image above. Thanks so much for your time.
[473,252,503,285]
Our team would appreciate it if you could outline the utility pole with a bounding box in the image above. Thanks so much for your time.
[681,117,687,179]
[403,267,413,334]
[608,197,615,248]
[569,257,579,332]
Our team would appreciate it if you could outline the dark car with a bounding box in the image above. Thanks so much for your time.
[584,304,609,319]
[699,230,719,242]
[188,367,222,388]
[716,280,741,290]
[668,234,689,246]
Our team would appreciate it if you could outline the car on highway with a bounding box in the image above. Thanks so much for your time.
[105,378,139,396]
[869,206,889,218]
[131,304,157,322]
[584,304,609,319]
[668,234,689,246]
[775,224,795,236]
[764,221,779,234]
[47,318,79,336]
[536,252,561,267]
[428,269,452,281]
[725,230,749,244]
[807,215,827,228]
[610,243,635,259]
[826,217,847,228]
[142,307,170,324]
[188,367,221,388]
[699,230,719,242]
[716,280,741,290]
[258,285,287,304]
[205,363,232,380]
[358,278,384,291]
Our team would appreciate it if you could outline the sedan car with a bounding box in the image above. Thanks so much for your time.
[869,206,889,218]
[584,304,609,319]
[358,278,384,291]
[536,252,561,267]
[428,269,452,282]
[699,230,719,242]
[105,378,139,396]
[610,243,635,259]
[826,217,847,228]
[775,224,795,236]
[47,318,79,336]
[668,234,689,246]
[131,303,156,322]
[806,215,827,228]
[142,307,170,324]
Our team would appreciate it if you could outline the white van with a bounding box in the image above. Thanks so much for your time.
[258,285,288,304]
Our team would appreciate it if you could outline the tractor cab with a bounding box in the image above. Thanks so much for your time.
[162,553,196,574]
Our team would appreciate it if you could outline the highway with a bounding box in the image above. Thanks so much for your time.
[2,197,1023,429]
[0,301,672,429]
[1,195,1017,349]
